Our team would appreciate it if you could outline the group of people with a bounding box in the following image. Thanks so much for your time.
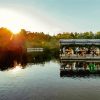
[75,47,100,56]
[62,46,100,57]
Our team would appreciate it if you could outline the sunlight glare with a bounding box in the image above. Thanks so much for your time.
[0,8,55,35]
[0,9,36,34]
[11,65,22,74]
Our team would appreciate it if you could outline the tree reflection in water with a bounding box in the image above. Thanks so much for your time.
[0,51,27,71]
[0,50,59,71]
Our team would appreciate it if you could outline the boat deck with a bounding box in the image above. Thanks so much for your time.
[60,54,100,60]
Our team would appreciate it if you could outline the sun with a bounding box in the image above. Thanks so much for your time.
[0,8,54,35]
[0,9,35,34]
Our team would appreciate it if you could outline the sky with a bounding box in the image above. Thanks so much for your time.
[0,0,100,35]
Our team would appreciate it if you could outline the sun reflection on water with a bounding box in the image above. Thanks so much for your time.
[11,64,22,74]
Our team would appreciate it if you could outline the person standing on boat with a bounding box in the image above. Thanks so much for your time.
[63,46,66,55]
[75,47,79,57]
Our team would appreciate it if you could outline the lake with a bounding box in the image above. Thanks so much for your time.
[0,60,100,100]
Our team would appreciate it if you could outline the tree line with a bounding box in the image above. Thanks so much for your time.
[0,27,100,51]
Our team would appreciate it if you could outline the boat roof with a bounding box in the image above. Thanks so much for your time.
[60,39,100,45]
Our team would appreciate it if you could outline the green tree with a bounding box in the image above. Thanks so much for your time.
[95,32,100,39]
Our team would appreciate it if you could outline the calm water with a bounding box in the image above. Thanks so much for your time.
[0,60,100,100]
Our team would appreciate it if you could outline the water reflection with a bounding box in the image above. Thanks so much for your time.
[27,51,59,64]
[0,51,27,71]
[60,60,100,77]
[0,51,58,71]
[10,64,22,74]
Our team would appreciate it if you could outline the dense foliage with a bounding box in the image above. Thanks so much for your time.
[0,27,100,51]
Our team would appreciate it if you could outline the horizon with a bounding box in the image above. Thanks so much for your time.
[1,27,100,36]
[0,0,100,35]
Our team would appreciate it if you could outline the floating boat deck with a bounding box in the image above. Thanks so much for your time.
[60,54,100,61]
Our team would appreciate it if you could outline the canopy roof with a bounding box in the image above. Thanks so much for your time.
[60,39,100,45]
